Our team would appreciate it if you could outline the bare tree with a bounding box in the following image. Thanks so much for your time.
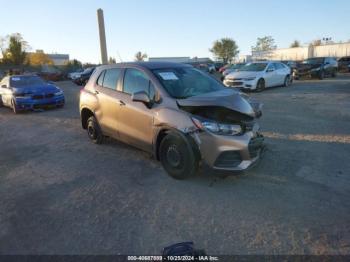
[134,51,147,61]
[290,40,301,48]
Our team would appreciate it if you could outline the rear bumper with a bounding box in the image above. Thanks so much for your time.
[14,95,65,110]
[193,127,264,171]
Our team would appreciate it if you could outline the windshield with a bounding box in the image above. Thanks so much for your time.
[239,63,267,72]
[83,68,94,74]
[230,64,245,70]
[303,58,324,64]
[10,76,46,87]
[153,67,225,99]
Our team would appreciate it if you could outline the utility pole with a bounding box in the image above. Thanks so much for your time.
[97,8,108,64]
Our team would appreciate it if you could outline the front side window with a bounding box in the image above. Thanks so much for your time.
[123,69,155,99]
[267,64,275,71]
[153,67,224,99]
[100,68,121,90]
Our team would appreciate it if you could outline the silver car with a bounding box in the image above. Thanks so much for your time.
[223,61,292,91]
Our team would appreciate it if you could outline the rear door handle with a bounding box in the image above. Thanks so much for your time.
[119,100,125,106]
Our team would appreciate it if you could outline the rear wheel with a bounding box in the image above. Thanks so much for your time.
[159,132,199,180]
[86,116,103,144]
[256,79,265,92]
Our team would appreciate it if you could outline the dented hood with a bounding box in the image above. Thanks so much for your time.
[177,88,257,118]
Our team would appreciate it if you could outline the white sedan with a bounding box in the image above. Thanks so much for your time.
[223,61,292,91]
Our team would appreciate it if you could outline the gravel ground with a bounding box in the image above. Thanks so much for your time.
[0,75,350,255]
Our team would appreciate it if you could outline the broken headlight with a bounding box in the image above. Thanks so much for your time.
[192,117,242,136]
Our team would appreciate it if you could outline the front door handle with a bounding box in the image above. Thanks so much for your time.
[119,100,125,106]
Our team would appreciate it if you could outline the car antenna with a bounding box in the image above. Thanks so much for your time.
[116,51,123,62]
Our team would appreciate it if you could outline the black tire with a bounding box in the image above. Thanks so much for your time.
[318,70,324,80]
[283,75,291,87]
[256,78,265,92]
[159,132,199,180]
[331,70,337,78]
[86,116,103,144]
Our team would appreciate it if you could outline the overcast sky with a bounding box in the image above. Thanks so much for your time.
[1,0,349,63]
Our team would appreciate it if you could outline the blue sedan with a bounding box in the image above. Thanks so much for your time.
[0,75,65,113]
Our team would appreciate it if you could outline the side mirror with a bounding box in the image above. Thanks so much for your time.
[132,91,151,106]
[266,68,274,73]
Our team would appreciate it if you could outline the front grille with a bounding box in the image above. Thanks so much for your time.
[45,94,54,98]
[231,82,243,86]
[248,135,264,158]
[214,151,242,168]
[32,95,44,100]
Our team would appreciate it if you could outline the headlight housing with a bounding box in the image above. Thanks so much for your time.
[192,117,242,136]
[54,90,63,96]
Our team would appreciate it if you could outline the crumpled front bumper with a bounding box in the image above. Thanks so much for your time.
[192,126,264,171]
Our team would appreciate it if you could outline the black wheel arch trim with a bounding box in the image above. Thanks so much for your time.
[154,126,201,162]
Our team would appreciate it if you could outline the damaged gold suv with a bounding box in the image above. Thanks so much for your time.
[80,62,264,179]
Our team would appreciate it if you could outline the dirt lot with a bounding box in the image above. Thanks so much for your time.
[0,75,350,255]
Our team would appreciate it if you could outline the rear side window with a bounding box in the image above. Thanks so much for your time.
[98,68,121,90]
[123,68,155,99]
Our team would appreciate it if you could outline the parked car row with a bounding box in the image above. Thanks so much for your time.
[219,55,349,92]
[0,62,264,180]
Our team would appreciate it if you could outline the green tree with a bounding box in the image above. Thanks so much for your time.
[209,38,239,63]
[290,40,301,48]
[2,33,28,65]
[26,51,53,66]
[134,51,147,61]
[252,36,277,52]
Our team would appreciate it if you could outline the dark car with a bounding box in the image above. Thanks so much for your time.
[338,56,350,72]
[295,57,338,80]
[0,75,65,113]
[214,62,224,71]
[74,67,96,86]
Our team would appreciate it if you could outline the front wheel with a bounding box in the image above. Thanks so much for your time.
[318,70,325,80]
[283,75,291,87]
[159,133,199,180]
[256,79,265,92]
[86,116,103,144]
